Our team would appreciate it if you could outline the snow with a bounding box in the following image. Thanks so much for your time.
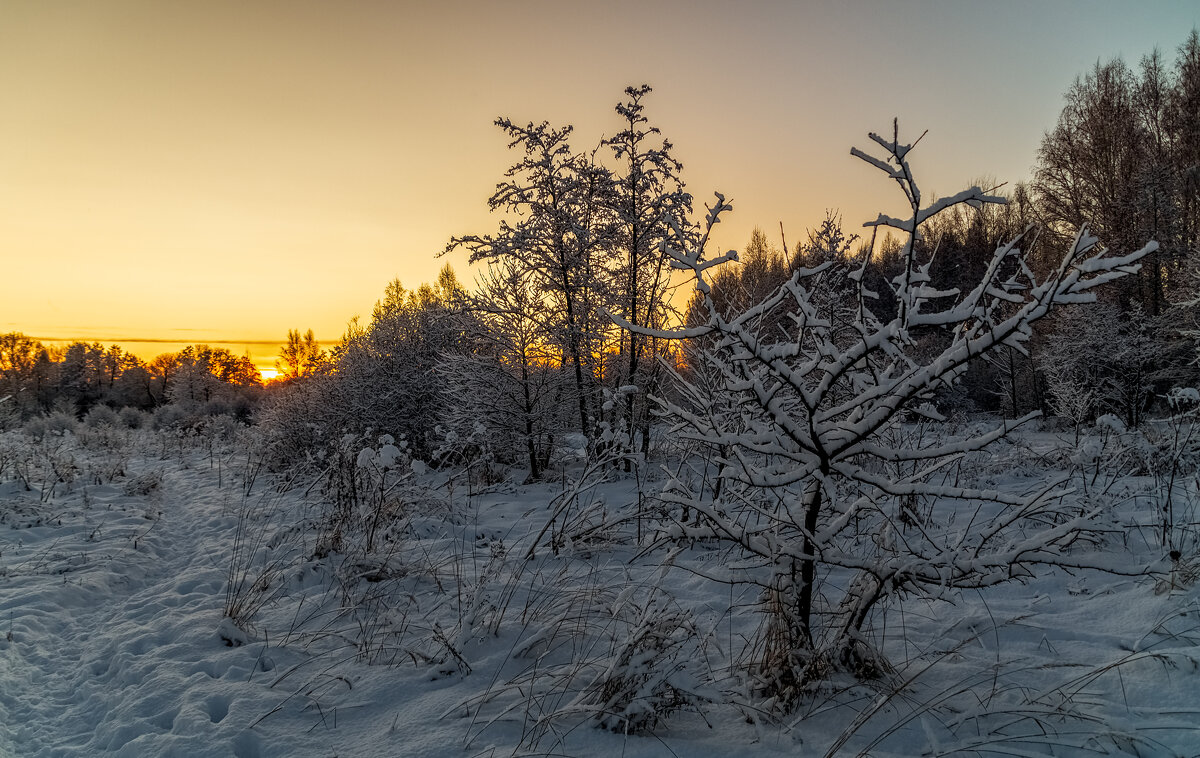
[1,424,1198,757]
[1170,387,1200,405]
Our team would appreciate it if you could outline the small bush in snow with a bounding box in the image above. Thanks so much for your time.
[24,411,77,440]
[151,404,194,432]
[315,433,415,558]
[82,404,119,429]
[118,407,146,429]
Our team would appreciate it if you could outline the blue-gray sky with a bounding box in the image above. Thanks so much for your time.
[1,0,1196,369]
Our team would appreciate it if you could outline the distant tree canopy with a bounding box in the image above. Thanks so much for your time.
[0,333,262,423]
[1035,30,1200,316]
[276,329,326,381]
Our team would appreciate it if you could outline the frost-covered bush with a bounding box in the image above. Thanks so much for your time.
[584,589,706,734]
[8,429,79,500]
[432,420,510,486]
[82,404,119,429]
[122,469,163,496]
[1036,302,1156,435]
[24,411,77,440]
[200,397,254,422]
[253,373,348,472]
[623,123,1157,708]
[1136,388,1200,554]
[0,396,20,432]
[201,399,233,418]
[314,433,416,558]
[118,406,146,429]
[197,413,241,442]
[151,403,196,431]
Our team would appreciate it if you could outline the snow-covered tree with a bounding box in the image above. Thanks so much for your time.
[621,123,1156,707]
[334,267,471,459]
[257,267,475,468]
[448,119,615,444]
[439,259,572,480]
[603,84,692,453]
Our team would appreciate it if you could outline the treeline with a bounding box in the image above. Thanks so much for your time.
[0,335,261,426]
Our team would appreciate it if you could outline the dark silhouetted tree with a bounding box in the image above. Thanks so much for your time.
[276,329,326,381]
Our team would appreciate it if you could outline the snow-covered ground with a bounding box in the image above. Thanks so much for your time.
[1,424,1198,757]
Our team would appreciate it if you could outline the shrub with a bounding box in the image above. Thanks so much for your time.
[82,404,119,429]
[24,411,77,440]
[118,407,146,429]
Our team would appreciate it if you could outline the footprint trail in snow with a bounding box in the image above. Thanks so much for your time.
[0,457,301,758]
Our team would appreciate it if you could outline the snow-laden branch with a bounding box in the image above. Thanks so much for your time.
[614,121,1157,690]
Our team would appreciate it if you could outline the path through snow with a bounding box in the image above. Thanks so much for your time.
[0,454,303,757]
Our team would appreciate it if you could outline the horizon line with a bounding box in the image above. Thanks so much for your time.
[30,336,291,347]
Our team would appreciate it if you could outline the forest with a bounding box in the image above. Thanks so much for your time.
[2,31,1200,758]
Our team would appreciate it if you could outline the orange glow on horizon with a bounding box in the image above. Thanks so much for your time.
[29,337,280,383]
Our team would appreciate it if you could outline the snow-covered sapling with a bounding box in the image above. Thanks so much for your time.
[618,121,1157,708]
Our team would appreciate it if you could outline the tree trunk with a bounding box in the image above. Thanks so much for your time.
[558,249,591,441]
[795,475,822,648]
[521,358,541,481]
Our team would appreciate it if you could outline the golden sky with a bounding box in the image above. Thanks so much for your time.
[2,0,1197,370]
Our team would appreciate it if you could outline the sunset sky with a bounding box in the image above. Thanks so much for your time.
[2,0,1197,371]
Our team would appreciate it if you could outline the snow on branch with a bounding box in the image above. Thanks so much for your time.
[611,120,1157,697]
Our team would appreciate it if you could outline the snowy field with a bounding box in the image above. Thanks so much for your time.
[1,423,1198,757]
